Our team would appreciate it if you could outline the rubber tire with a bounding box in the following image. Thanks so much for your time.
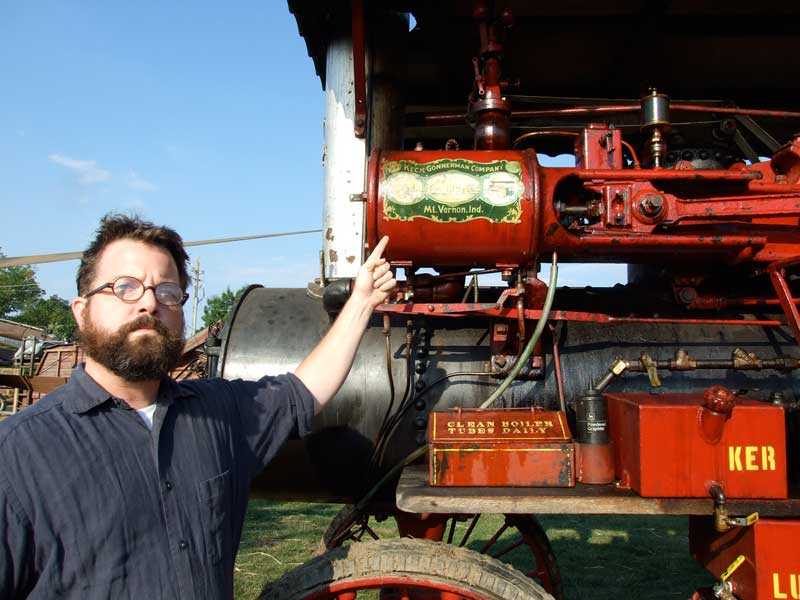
[318,508,563,599]
[260,538,555,600]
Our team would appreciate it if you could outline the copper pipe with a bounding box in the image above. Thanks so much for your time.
[513,105,638,119]
[671,103,800,119]
[418,103,800,127]
[575,168,760,181]
[621,140,641,168]
[512,130,578,148]
[549,323,567,414]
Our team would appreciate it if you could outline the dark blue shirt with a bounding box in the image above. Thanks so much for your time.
[0,364,315,599]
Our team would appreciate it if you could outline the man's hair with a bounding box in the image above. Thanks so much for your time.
[77,214,190,295]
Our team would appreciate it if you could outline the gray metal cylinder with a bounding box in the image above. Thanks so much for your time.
[219,287,800,501]
[641,91,670,128]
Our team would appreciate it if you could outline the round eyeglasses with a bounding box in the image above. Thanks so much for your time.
[84,276,189,307]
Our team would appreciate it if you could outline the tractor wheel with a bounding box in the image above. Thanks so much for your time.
[259,537,554,600]
[319,507,563,599]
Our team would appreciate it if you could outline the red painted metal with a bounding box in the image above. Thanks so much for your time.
[298,578,493,600]
[377,303,786,329]
[700,386,737,444]
[428,409,574,487]
[470,4,511,150]
[575,124,623,170]
[768,258,800,346]
[394,512,448,541]
[574,443,614,485]
[367,138,800,268]
[367,149,540,267]
[607,393,787,498]
[350,0,366,138]
[690,518,800,600]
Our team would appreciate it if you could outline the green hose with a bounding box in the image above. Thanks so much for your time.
[480,252,559,409]
[354,253,559,509]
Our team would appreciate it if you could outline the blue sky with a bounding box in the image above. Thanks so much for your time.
[1,2,324,325]
[1,2,624,328]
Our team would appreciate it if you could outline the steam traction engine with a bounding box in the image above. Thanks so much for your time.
[218,2,800,598]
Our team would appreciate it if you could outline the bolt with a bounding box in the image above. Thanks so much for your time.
[678,287,697,304]
[413,416,427,430]
[415,362,427,374]
[414,399,426,411]
[614,212,625,224]
[639,194,664,218]
[415,381,426,392]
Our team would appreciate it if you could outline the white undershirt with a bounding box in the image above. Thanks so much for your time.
[136,403,158,430]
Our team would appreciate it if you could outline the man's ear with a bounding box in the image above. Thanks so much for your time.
[72,296,87,330]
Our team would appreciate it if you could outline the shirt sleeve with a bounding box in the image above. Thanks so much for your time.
[226,373,315,477]
[0,470,35,600]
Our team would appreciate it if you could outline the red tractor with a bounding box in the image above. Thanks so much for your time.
[217,2,800,598]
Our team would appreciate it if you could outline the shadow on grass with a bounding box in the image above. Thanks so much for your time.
[538,515,715,600]
[237,503,715,600]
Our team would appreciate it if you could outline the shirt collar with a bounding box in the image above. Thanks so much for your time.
[65,363,192,414]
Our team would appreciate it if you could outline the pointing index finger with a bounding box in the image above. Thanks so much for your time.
[366,236,389,265]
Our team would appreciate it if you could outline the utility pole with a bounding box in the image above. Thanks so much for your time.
[190,256,204,333]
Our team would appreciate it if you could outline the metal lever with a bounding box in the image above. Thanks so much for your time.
[710,554,746,599]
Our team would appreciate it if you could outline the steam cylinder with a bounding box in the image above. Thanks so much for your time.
[218,287,800,502]
[366,149,540,267]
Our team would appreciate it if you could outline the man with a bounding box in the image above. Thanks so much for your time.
[0,214,395,599]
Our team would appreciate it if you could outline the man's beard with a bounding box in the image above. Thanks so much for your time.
[80,312,186,382]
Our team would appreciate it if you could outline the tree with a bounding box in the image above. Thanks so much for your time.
[0,249,43,318]
[1,249,77,340]
[202,286,247,328]
[17,295,77,341]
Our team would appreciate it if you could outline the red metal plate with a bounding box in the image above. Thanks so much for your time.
[690,517,800,600]
[607,394,787,498]
[428,409,574,487]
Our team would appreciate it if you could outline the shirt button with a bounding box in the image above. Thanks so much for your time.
[179,541,188,550]
[164,480,173,491]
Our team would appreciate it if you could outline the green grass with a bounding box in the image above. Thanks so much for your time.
[234,501,715,599]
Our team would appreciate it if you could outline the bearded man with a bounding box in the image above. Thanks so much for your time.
[0,214,395,599]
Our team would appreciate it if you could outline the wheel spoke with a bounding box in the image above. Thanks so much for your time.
[458,514,480,547]
[489,536,525,560]
[446,518,457,544]
[478,523,508,554]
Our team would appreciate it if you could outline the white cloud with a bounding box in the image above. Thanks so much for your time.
[126,171,158,192]
[49,153,111,185]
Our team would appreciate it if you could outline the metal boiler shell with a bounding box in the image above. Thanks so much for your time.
[366,149,539,267]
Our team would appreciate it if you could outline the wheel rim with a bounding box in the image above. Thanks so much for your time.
[296,576,494,600]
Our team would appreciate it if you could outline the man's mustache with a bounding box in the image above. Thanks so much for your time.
[118,315,172,337]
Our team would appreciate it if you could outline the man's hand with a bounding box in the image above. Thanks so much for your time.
[352,236,396,308]
[295,236,396,410]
